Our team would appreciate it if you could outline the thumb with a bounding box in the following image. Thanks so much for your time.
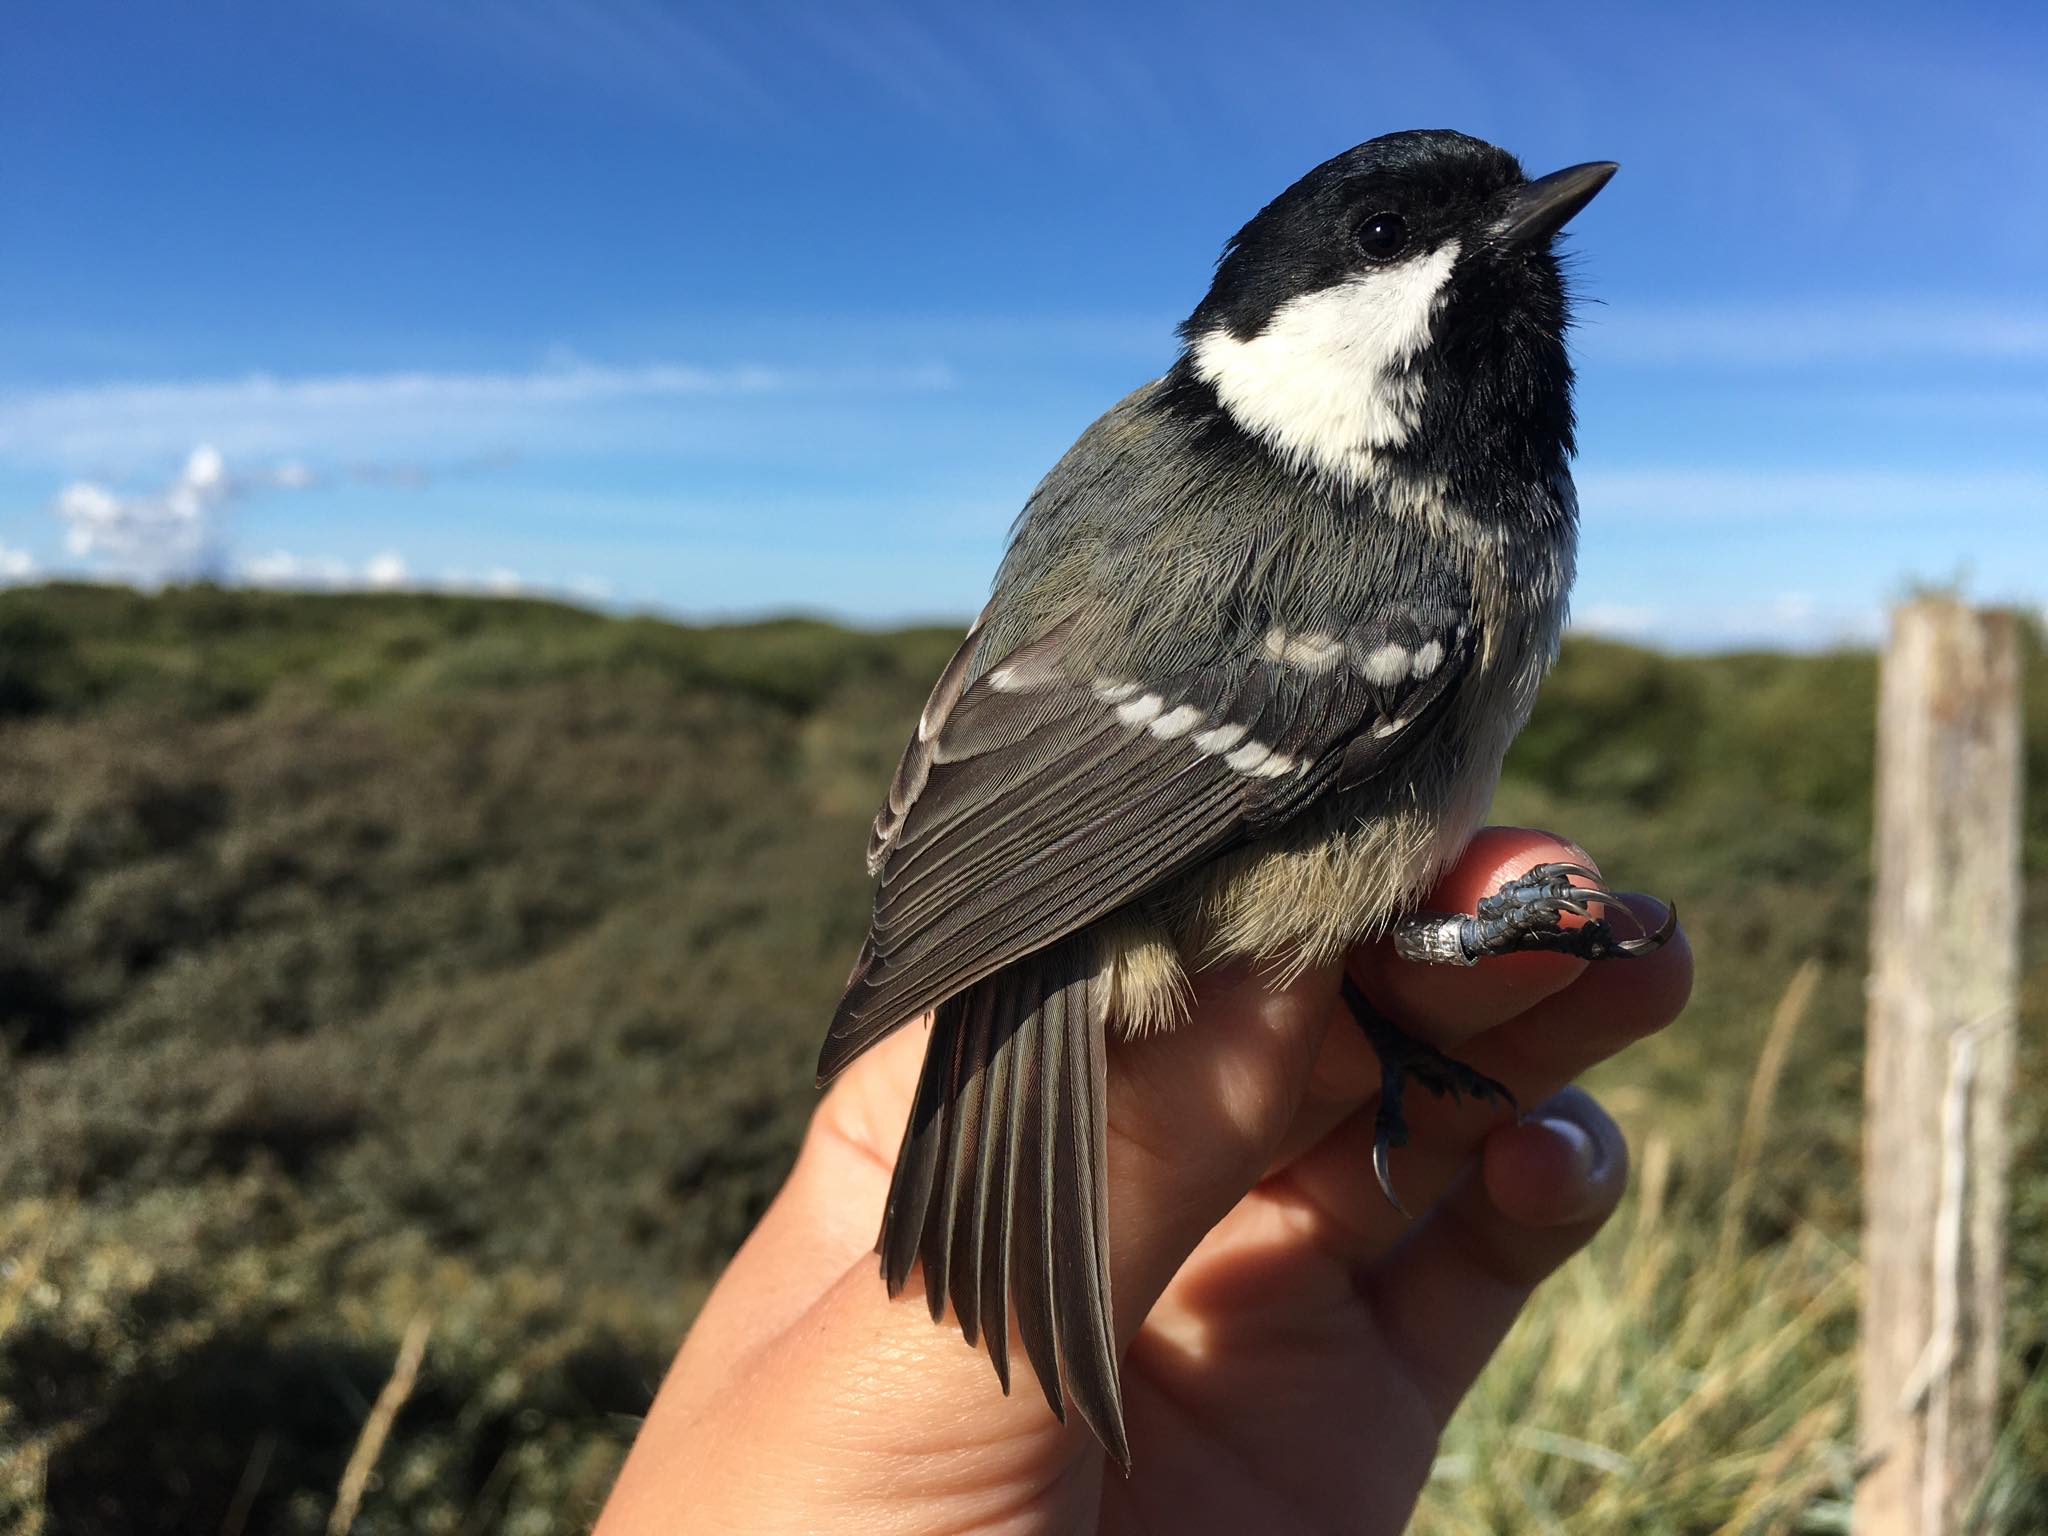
[1101,957,1344,1340]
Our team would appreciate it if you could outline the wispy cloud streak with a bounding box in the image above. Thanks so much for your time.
[1585,301,2048,366]
[0,358,955,467]
[230,548,609,604]
[1579,467,2048,523]
[1571,593,1885,652]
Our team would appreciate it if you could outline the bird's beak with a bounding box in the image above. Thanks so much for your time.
[1491,161,1618,247]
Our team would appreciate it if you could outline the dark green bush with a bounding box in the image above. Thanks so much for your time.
[0,585,2040,1528]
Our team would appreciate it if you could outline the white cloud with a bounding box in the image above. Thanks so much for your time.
[1699,595,1886,650]
[46,444,500,585]
[0,542,36,583]
[363,551,410,589]
[240,550,360,588]
[1578,468,2048,524]
[54,444,231,581]
[1572,591,1885,651]
[1584,301,2048,367]
[239,548,431,593]
[0,358,955,468]
[224,553,609,605]
[1571,602,1660,638]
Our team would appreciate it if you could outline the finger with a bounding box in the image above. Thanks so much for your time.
[1262,895,1687,1266]
[603,1256,1105,1532]
[1099,828,1642,1339]
[1274,829,1620,1174]
[1363,1086,1629,1425]
[1358,825,1597,1039]
[622,1012,1116,1518]
[1101,955,1343,1336]
[1294,828,1603,1127]
[657,1022,930,1421]
[1451,895,1694,1089]
[663,957,1346,1478]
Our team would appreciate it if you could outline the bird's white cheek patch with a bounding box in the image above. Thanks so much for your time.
[1190,240,1461,488]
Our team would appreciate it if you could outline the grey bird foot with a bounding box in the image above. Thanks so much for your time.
[1340,975,1516,1217]
[1391,862,1677,968]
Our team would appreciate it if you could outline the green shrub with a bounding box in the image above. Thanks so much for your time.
[0,585,2041,1529]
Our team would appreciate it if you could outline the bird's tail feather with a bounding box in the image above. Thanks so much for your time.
[878,935,1130,1468]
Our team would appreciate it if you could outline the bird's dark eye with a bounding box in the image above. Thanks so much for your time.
[1355,211,1409,261]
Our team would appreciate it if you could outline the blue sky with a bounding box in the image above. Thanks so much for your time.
[3,1,2044,647]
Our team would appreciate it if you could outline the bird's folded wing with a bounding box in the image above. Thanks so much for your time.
[818,609,1474,1082]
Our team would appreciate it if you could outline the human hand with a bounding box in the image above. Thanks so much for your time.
[597,827,1692,1535]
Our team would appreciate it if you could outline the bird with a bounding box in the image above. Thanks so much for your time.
[813,128,1669,1470]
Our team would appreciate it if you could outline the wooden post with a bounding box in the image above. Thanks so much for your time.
[1858,598,2023,1534]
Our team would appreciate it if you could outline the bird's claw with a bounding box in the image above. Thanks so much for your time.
[1344,976,1516,1217]
[1394,863,1677,966]
[1370,1136,1408,1220]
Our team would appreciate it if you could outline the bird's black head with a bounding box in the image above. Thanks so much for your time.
[1175,129,1614,494]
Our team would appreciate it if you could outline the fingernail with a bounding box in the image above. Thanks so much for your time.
[1536,1114,1601,1194]
[1537,1114,1596,1167]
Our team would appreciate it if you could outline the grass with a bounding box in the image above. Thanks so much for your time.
[1422,946,2046,1535]
[1421,1145,1861,1535]
[1417,964,1863,1535]
[0,582,2042,1531]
